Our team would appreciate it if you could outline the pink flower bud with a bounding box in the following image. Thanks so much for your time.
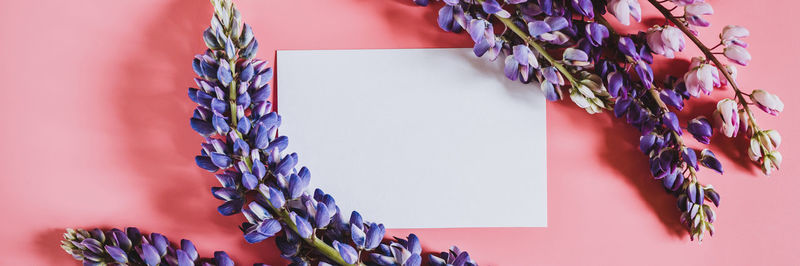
[750,89,783,115]
[685,2,713,27]
[713,99,739,138]
[720,25,749,47]
[723,45,751,66]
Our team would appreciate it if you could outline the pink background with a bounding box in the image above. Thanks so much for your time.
[1,0,797,265]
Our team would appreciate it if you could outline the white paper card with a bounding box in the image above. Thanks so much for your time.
[277,48,546,228]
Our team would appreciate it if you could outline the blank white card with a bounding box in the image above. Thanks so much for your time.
[277,48,546,228]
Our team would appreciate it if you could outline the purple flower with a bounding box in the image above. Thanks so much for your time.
[504,45,539,81]
[685,2,713,27]
[585,22,609,47]
[571,0,594,18]
[61,228,245,266]
[527,17,570,44]
[481,0,511,18]
[437,4,467,33]
[687,116,713,144]
[700,149,724,174]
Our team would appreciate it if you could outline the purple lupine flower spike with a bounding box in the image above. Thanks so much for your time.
[190,13,475,259]
[62,228,250,266]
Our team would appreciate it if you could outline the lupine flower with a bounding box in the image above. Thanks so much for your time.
[750,89,784,115]
[528,17,570,45]
[481,0,511,18]
[713,99,740,138]
[414,0,729,241]
[669,0,699,5]
[585,22,609,47]
[720,25,749,47]
[467,19,503,59]
[190,1,476,264]
[504,45,539,81]
[607,0,642,26]
[762,150,782,175]
[571,0,594,18]
[685,2,713,27]
[688,116,713,144]
[61,227,243,266]
[723,45,751,66]
[683,57,720,97]
[646,25,685,58]
[437,2,467,33]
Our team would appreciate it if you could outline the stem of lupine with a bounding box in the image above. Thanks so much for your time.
[647,0,760,133]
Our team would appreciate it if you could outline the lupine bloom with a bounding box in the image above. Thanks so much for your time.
[607,0,642,26]
[750,89,784,115]
[190,1,476,264]
[61,228,244,266]
[504,45,540,81]
[723,45,751,66]
[528,16,570,45]
[437,2,467,33]
[713,99,740,138]
[683,57,720,97]
[646,25,685,58]
[688,116,713,144]
[585,22,609,47]
[720,25,749,47]
[669,0,699,5]
[685,2,713,27]
[571,0,594,18]
[414,0,727,241]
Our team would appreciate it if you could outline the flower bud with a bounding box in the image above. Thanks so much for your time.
[687,116,713,144]
[685,2,713,27]
[747,138,762,162]
[750,89,784,115]
[723,45,751,66]
[713,99,739,138]
[720,25,749,47]
[646,25,685,58]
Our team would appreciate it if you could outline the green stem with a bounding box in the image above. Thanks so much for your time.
[647,0,760,133]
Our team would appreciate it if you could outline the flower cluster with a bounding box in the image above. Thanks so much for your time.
[415,0,782,241]
[189,0,476,265]
[61,227,247,266]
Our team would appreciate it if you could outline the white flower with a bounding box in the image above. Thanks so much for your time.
[750,89,784,115]
[712,99,739,138]
[607,0,642,26]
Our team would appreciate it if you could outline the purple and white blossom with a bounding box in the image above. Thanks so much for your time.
[683,57,720,97]
[685,2,713,27]
[190,1,477,264]
[607,0,642,26]
[61,228,245,266]
[713,99,740,138]
[646,25,685,58]
[750,89,784,115]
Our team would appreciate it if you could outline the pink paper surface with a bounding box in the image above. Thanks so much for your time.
[0,0,797,265]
